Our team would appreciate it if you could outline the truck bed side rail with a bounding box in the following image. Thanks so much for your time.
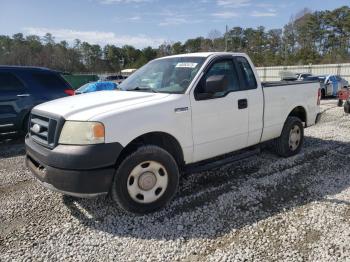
[262,80,319,88]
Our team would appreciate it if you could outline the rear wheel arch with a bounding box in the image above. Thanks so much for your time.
[288,106,307,125]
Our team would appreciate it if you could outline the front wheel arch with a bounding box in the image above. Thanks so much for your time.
[115,132,185,170]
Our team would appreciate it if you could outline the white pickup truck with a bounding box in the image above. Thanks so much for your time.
[25,52,321,214]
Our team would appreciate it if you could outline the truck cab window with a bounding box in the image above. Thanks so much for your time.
[235,57,257,90]
[196,59,240,99]
[0,72,25,91]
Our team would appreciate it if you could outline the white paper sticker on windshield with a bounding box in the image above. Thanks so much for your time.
[176,62,198,68]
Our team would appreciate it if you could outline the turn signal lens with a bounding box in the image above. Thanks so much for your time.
[93,123,105,138]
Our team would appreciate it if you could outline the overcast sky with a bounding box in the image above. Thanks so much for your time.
[1,0,348,48]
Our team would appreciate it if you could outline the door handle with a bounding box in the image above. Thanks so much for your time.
[17,94,31,97]
[238,99,248,109]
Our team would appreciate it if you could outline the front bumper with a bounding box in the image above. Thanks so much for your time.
[25,135,123,197]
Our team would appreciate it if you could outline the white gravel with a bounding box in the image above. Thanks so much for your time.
[1,99,350,261]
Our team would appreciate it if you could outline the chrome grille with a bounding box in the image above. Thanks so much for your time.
[30,114,58,148]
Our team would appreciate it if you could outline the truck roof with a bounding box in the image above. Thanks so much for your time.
[156,52,248,60]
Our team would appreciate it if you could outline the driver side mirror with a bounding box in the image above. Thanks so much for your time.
[195,74,229,100]
[204,75,228,94]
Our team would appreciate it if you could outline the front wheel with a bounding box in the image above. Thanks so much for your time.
[111,145,179,214]
[274,116,304,157]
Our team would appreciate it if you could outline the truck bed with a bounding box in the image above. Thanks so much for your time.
[260,80,320,143]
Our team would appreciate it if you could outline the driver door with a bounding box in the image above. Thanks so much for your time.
[190,57,249,162]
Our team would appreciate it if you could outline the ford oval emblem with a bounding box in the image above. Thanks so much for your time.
[32,124,41,133]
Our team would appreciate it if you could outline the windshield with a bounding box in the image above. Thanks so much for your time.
[118,57,206,94]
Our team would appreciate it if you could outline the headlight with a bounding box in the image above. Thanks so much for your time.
[59,121,105,145]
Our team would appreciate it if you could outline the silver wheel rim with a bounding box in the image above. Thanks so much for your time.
[289,125,301,151]
[127,161,168,204]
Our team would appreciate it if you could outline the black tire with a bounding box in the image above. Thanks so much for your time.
[321,89,325,99]
[111,145,179,214]
[273,116,304,157]
[338,99,344,107]
[344,101,350,114]
[21,114,30,135]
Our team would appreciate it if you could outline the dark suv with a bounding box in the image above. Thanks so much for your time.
[0,66,74,137]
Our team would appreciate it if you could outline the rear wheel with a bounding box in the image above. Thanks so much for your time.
[111,145,179,214]
[274,117,304,157]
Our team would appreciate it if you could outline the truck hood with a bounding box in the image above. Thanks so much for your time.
[33,91,170,120]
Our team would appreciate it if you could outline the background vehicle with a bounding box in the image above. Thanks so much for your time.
[295,73,312,81]
[121,69,137,77]
[0,66,74,137]
[105,75,127,84]
[280,71,298,81]
[335,75,349,89]
[75,81,118,94]
[279,71,312,81]
[303,76,329,98]
[305,74,349,98]
[304,75,333,98]
[25,52,320,214]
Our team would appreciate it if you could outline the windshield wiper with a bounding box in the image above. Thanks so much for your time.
[128,86,158,93]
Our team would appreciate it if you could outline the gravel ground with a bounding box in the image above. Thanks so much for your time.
[1,99,350,261]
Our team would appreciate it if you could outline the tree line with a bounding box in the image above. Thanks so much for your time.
[0,6,349,73]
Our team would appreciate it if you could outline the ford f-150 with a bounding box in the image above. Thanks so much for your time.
[25,52,321,214]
